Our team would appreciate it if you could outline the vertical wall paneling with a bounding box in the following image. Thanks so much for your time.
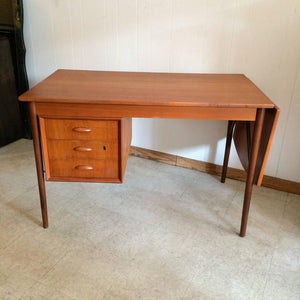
[22,0,37,86]
[24,0,300,182]
[229,0,300,177]
[25,0,57,84]
[105,0,119,70]
[50,0,74,68]
[81,0,107,70]
[69,0,84,69]
[277,58,300,181]
[117,0,138,71]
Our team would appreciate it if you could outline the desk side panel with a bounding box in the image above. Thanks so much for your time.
[234,107,280,185]
[120,118,132,182]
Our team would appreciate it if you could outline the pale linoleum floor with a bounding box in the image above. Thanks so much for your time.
[0,139,299,300]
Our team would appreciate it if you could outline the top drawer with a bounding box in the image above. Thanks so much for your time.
[44,119,118,140]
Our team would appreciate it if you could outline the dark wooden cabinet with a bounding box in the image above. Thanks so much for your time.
[0,0,30,146]
[0,35,24,145]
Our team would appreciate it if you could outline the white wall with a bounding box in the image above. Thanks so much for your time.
[23,0,300,182]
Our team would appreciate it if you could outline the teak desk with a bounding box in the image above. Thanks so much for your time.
[19,70,279,237]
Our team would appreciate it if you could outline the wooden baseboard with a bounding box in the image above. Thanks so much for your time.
[130,146,300,195]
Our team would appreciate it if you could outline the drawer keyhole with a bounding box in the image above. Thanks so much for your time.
[103,145,106,151]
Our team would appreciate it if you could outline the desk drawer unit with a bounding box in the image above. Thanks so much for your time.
[39,118,132,183]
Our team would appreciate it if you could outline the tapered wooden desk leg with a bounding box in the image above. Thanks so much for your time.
[29,102,48,228]
[221,121,236,183]
[240,109,265,237]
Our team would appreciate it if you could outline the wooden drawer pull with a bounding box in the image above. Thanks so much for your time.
[73,146,93,152]
[72,127,91,133]
[75,165,93,170]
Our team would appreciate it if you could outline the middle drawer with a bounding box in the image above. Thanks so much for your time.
[47,140,118,160]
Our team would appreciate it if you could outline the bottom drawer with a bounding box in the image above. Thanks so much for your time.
[48,159,119,180]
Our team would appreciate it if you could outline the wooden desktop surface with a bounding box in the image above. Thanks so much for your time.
[19,69,275,109]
